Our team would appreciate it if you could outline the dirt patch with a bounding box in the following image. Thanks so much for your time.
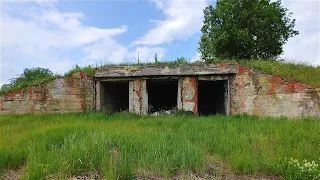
[1,161,280,180]
[1,168,24,180]
[1,170,280,180]
[135,159,280,180]
[46,172,104,180]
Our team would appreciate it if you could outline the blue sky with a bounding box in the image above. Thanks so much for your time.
[1,0,319,86]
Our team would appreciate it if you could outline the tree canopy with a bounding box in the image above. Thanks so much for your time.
[1,67,55,93]
[199,0,299,61]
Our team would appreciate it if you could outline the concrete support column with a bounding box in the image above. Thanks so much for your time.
[177,79,183,110]
[95,81,101,111]
[141,79,148,115]
[129,78,147,115]
[181,77,198,114]
[225,78,231,115]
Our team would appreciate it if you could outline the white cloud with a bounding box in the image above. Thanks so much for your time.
[281,0,320,66]
[127,46,166,63]
[83,38,128,64]
[191,52,202,62]
[38,58,74,75]
[1,10,127,53]
[3,0,317,88]
[133,0,208,46]
[0,2,128,86]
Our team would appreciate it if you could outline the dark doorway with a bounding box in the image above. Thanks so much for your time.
[100,81,129,113]
[198,80,227,116]
[147,80,178,113]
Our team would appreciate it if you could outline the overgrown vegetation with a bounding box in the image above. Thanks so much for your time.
[0,67,60,95]
[0,65,98,95]
[0,113,319,179]
[205,59,320,87]
[241,60,320,87]
[1,57,319,95]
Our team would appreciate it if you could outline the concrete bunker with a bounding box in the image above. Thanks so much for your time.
[94,64,238,116]
[100,81,129,113]
[2,63,319,118]
[147,79,178,113]
[198,80,227,116]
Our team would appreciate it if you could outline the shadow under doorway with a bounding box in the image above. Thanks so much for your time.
[198,80,227,116]
[147,79,178,113]
[100,81,129,113]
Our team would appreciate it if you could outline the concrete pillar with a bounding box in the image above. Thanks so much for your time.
[129,80,136,113]
[177,79,183,110]
[95,81,101,111]
[141,79,148,115]
[225,78,230,115]
[129,78,147,115]
[181,77,198,114]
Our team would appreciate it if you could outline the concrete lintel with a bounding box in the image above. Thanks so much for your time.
[96,77,134,81]
[95,63,237,78]
[97,76,181,81]
[198,75,228,81]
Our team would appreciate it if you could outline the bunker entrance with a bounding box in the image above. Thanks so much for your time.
[147,80,178,113]
[198,80,227,116]
[100,81,129,113]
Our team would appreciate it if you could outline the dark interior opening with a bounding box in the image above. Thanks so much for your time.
[100,81,129,113]
[198,80,227,116]
[147,79,178,113]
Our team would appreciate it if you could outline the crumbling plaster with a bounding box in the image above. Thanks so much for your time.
[0,72,94,114]
[230,65,319,117]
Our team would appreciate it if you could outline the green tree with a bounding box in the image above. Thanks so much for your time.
[1,67,55,93]
[199,0,299,61]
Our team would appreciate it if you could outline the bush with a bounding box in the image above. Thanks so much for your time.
[0,67,59,95]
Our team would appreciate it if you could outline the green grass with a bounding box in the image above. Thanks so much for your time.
[0,113,319,179]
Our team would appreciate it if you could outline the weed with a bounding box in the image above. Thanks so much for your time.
[277,157,320,180]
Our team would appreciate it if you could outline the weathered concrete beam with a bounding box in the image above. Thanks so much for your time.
[95,63,237,78]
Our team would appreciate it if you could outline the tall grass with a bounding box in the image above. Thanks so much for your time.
[0,113,319,179]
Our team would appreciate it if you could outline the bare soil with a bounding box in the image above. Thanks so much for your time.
[1,161,281,180]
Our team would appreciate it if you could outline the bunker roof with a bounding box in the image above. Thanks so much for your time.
[95,63,238,78]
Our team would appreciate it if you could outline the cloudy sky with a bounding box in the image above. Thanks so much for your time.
[1,0,319,86]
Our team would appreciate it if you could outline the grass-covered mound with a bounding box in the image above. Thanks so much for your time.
[1,59,319,95]
[240,60,320,88]
[0,113,319,179]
